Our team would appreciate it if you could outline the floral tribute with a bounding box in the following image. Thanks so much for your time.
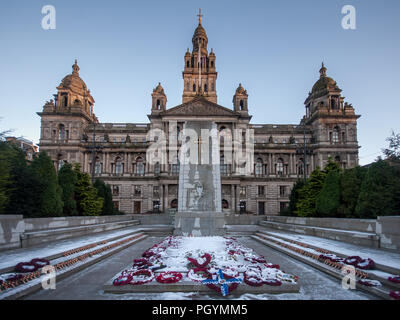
[389,291,400,300]
[202,269,243,296]
[156,271,183,284]
[112,236,298,296]
[388,276,400,284]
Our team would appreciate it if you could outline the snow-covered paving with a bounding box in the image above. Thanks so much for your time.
[0,227,142,270]
[263,230,400,271]
[114,236,298,286]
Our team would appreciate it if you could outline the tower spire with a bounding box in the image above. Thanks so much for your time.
[197,8,203,25]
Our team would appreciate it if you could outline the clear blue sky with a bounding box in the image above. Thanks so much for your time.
[0,0,399,165]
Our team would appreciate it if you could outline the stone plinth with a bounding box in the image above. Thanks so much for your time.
[174,212,226,236]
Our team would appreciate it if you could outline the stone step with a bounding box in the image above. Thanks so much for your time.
[20,220,140,248]
[251,234,392,300]
[259,220,380,248]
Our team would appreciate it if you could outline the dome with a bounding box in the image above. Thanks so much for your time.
[236,83,247,95]
[192,24,208,40]
[58,60,88,95]
[153,82,165,94]
[310,63,341,97]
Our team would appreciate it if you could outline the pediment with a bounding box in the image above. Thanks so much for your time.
[161,96,239,117]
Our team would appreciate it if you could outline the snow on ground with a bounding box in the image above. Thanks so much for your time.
[0,227,142,270]
[264,230,400,270]
[118,236,298,284]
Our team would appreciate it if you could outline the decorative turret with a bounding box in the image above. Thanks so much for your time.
[233,83,249,113]
[152,82,167,113]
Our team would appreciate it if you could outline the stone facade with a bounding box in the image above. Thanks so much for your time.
[37,16,360,215]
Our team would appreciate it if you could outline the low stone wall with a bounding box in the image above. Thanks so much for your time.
[376,216,400,252]
[225,214,266,225]
[129,214,173,225]
[262,215,400,252]
[265,216,376,233]
[24,215,137,232]
[0,214,140,251]
[0,215,24,251]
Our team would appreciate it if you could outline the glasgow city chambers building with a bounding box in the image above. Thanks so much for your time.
[37,15,360,215]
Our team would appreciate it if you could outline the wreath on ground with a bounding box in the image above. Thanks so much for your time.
[388,276,400,284]
[187,253,212,268]
[263,279,282,286]
[205,272,240,294]
[244,270,264,287]
[15,262,37,273]
[344,256,375,270]
[390,291,400,300]
[156,271,183,284]
[264,263,280,269]
[113,274,133,286]
[357,279,381,287]
[187,268,211,283]
[132,258,153,270]
[129,269,155,285]
[31,258,50,269]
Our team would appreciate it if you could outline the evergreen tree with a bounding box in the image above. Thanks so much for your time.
[73,164,103,216]
[316,170,341,217]
[285,179,305,216]
[295,167,326,217]
[5,144,39,217]
[338,166,367,217]
[58,163,78,216]
[94,179,117,215]
[355,160,400,218]
[29,151,63,217]
[0,141,17,213]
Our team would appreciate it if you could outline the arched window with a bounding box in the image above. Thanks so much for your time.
[58,124,66,141]
[154,162,161,175]
[193,84,196,92]
[332,126,340,144]
[204,84,208,92]
[211,61,214,68]
[240,100,244,110]
[211,82,215,91]
[115,157,123,175]
[255,158,263,176]
[276,158,284,175]
[136,157,145,176]
[63,96,68,107]
[95,157,102,175]
[156,99,161,109]
[186,61,189,68]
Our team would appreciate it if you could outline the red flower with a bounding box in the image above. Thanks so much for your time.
[187,253,212,268]
[156,271,183,284]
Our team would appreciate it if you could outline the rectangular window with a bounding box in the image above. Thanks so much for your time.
[153,186,159,197]
[113,201,119,211]
[280,202,288,212]
[112,185,119,196]
[134,185,142,196]
[279,186,287,197]
[240,187,246,197]
[258,186,265,196]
